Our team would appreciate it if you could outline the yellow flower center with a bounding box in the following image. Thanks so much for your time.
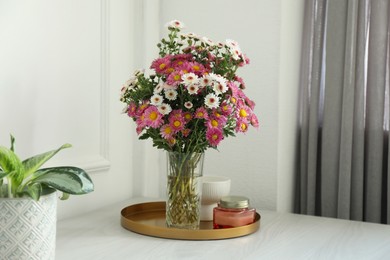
[177,61,183,65]
[212,134,218,140]
[197,112,204,117]
[173,120,181,127]
[211,120,219,127]
[240,109,247,118]
[166,68,174,73]
[169,138,176,145]
[193,65,200,71]
[231,97,237,104]
[149,112,158,120]
[174,74,181,81]
[164,127,172,134]
[159,63,166,70]
[241,123,247,131]
[185,114,191,120]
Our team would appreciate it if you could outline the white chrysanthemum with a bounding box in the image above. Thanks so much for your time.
[204,93,220,109]
[182,73,199,86]
[187,84,199,95]
[225,39,242,60]
[150,94,163,106]
[165,20,185,29]
[158,103,172,115]
[163,82,175,90]
[154,82,164,94]
[212,81,228,95]
[133,69,144,77]
[125,76,136,87]
[165,89,178,101]
[182,32,198,39]
[201,37,215,46]
[200,75,212,87]
[208,73,227,87]
[184,101,193,109]
[225,39,241,51]
[230,48,242,60]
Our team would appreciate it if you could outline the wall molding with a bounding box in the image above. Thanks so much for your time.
[84,0,111,173]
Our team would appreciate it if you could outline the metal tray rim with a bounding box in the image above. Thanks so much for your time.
[120,201,260,240]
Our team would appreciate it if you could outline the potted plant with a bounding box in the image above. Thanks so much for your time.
[0,135,94,260]
[120,20,258,229]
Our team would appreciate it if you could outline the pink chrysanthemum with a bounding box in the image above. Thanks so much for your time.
[220,101,233,116]
[136,114,146,131]
[167,137,177,147]
[250,113,259,128]
[160,124,174,139]
[169,110,186,132]
[245,97,256,110]
[211,110,227,125]
[136,125,144,135]
[150,56,172,74]
[127,102,137,118]
[234,75,246,89]
[181,128,191,137]
[136,101,149,116]
[166,71,183,85]
[144,106,164,128]
[194,107,209,120]
[188,62,206,75]
[206,128,223,147]
[236,104,251,119]
[183,111,192,122]
[170,109,183,119]
[206,118,221,129]
[235,119,249,133]
[228,81,239,97]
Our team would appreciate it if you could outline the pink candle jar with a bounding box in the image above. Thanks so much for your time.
[213,195,256,229]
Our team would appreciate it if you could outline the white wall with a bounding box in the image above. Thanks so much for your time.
[0,0,136,219]
[0,0,303,218]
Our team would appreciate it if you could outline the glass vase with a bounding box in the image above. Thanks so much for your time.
[166,151,204,229]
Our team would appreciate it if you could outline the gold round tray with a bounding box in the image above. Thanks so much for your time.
[120,201,261,240]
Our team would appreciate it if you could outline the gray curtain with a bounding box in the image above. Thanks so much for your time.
[296,0,390,224]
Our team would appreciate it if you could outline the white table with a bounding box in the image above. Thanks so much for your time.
[56,198,390,260]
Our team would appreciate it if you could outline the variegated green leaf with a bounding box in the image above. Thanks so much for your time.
[0,146,24,186]
[22,143,72,178]
[59,192,70,200]
[23,182,42,201]
[31,166,94,194]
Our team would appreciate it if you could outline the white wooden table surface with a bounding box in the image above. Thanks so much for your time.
[56,197,390,260]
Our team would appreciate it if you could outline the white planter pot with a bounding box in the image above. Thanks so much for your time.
[0,192,57,260]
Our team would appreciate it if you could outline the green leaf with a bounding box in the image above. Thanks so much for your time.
[0,146,24,186]
[31,166,94,195]
[22,143,72,179]
[59,192,70,200]
[139,132,150,140]
[10,134,15,152]
[23,182,42,201]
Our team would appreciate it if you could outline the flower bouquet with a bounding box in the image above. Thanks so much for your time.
[120,20,258,229]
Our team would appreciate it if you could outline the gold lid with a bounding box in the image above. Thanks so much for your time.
[220,195,250,209]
